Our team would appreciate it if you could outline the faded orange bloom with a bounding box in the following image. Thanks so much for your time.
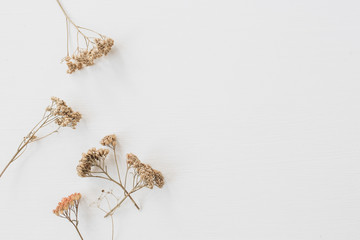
[53,193,82,216]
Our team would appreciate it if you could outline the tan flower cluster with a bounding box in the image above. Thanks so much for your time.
[53,193,81,216]
[127,153,165,189]
[65,37,114,74]
[50,97,82,129]
[100,134,117,148]
[77,148,109,177]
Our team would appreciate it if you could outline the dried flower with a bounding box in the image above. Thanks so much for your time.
[77,134,165,218]
[53,193,82,216]
[53,193,84,240]
[77,148,109,177]
[56,0,114,74]
[51,97,82,128]
[100,134,117,148]
[127,153,165,189]
[0,97,82,179]
[154,169,165,188]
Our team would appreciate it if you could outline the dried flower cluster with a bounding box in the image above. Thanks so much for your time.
[56,0,114,74]
[53,193,82,216]
[0,97,81,179]
[77,148,110,177]
[77,134,165,217]
[53,193,84,240]
[51,97,82,128]
[100,134,117,147]
[127,153,165,189]
[65,38,114,74]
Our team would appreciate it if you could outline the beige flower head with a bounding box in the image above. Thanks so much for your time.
[53,193,81,216]
[127,153,165,189]
[100,134,117,148]
[77,148,109,177]
[64,37,114,74]
[50,97,82,129]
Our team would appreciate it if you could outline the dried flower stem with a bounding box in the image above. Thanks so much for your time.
[0,97,81,179]
[94,192,115,240]
[53,193,83,240]
[88,164,140,210]
[56,0,94,49]
[56,0,114,73]
[0,116,52,178]
[56,1,80,30]
[113,147,122,184]
[68,219,84,240]
[104,185,144,218]
[77,135,165,218]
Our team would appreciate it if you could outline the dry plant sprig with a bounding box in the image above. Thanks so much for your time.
[53,193,84,240]
[105,153,164,217]
[91,190,118,240]
[0,97,82,179]
[77,134,164,217]
[76,147,140,211]
[56,0,114,74]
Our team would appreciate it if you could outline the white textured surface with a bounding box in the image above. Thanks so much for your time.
[0,0,360,239]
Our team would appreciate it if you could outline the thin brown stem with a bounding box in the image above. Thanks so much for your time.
[0,116,48,178]
[104,186,143,218]
[124,164,129,189]
[77,26,104,38]
[90,168,140,210]
[112,146,122,185]
[66,18,69,56]
[32,127,60,142]
[104,196,114,240]
[56,0,88,39]
[98,167,140,210]
[68,218,84,240]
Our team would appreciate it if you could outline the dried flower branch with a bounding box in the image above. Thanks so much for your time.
[105,153,164,217]
[0,97,81,179]
[77,134,164,217]
[53,193,84,240]
[56,0,114,74]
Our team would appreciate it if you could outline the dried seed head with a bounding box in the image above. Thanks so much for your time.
[64,37,114,74]
[77,148,109,177]
[100,134,117,148]
[53,193,81,216]
[127,153,141,167]
[51,97,82,129]
[154,169,165,188]
[127,153,165,189]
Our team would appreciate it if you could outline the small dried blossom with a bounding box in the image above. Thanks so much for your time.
[77,148,109,177]
[51,97,82,128]
[53,193,84,240]
[100,134,117,147]
[65,38,114,74]
[53,193,82,216]
[127,153,165,189]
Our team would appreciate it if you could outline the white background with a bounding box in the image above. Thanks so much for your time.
[0,0,359,239]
